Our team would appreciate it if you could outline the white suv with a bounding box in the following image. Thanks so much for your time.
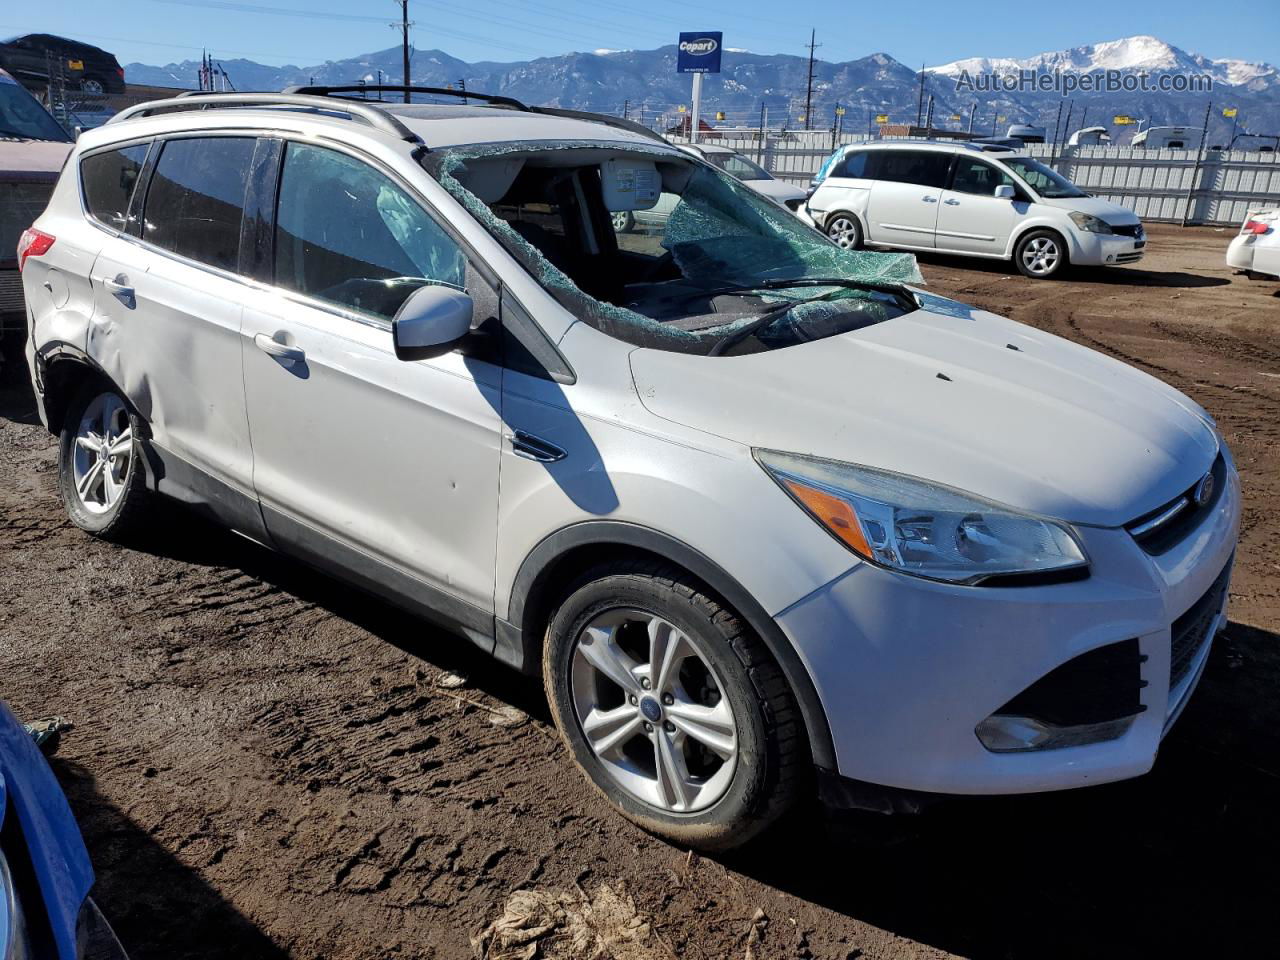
[20,88,1237,848]
[806,141,1146,278]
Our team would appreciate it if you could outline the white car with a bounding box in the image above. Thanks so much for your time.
[1226,208,1280,280]
[613,142,806,233]
[20,88,1237,849]
[806,141,1147,278]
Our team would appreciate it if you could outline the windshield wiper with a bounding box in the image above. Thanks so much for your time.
[697,276,915,304]
[706,291,840,357]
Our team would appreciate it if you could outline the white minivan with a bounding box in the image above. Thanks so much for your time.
[20,88,1236,849]
[806,141,1146,278]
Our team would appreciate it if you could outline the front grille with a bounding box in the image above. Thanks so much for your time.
[995,638,1146,727]
[0,180,56,266]
[0,271,23,313]
[1126,453,1226,554]
[1112,223,1144,238]
[1169,561,1231,691]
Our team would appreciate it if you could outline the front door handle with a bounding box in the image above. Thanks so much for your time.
[104,274,135,308]
[922,195,938,203]
[510,430,566,463]
[254,333,305,364]
[943,198,960,205]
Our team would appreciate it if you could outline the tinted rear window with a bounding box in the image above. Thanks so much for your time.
[81,143,148,231]
[836,151,868,178]
[143,137,255,271]
[866,150,952,188]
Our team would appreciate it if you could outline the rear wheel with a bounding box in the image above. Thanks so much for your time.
[78,76,106,94]
[543,561,803,850]
[611,210,635,233]
[1014,229,1067,278]
[825,213,862,249]
[57,383,151,539]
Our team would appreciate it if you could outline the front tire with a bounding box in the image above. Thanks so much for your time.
[57,383,151,539]
[825,213,862,249]
[1014,229,1068,278]
[543,561,803,850]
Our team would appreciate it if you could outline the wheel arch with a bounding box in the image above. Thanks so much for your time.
[1010,223,1072,265]
[504,520,837,770]
[35,342,118,435]
[822,208,868,240]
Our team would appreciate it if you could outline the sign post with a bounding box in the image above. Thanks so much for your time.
[677,32,722,144]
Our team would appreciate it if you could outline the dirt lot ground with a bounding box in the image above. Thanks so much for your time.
[2,223,1278,960]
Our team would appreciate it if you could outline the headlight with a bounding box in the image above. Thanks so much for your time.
[1068,211,1114,234]
[756,450,1088,585]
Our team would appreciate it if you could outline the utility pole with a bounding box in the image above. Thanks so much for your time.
[924,95,934,134]
[968,102,976,134]
[394,0,412,102]
[1182,100,1213,226]
[803,29,820,131]
[622,98,629,119]
[916,63,926,127]
[458,77,467,104]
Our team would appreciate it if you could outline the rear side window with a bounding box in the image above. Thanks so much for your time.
[143,137,255,271]
[273,142,465,322]
[81,143,149,231]
[835,151,868,179]
[869,151,952,189]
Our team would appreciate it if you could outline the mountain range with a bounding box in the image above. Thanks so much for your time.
[123,35,1279,146]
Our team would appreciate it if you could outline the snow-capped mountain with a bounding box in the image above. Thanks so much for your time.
[929,35,1277,91]
[122,35,1279,145]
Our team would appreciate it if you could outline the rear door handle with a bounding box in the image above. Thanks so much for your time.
[510,430,566,463]
[943,198,960,205]
[254,333,305,364]
[922,195,938,203]
[104,274,135,308]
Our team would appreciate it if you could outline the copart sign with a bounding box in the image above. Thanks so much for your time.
[677,32,722,74]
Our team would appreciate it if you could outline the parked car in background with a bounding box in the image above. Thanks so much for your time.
[22,89,1237,850]
[613,141,806,232]
[1226,208,1279,280]
[679,143,807,210]
[1,69,73,353]
[806,140,1146,278]
[1131,126,1199,150]
[0,701,128,959]
[0,34,125,94]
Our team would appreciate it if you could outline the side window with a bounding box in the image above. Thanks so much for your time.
[273,142,465,323]
[877,151,951,189]
[836,151,868,179]
[143,137,255,271]
[81,143,148,230]
[950,158,1016,196]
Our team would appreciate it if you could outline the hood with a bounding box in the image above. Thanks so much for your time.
[629,299,1217,527]
[0,140,72,180]
[745,178,807,204]
[1038,194,1141,226]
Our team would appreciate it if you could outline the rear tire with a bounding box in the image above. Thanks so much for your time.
[543,560,804,850]
[57,382,151,540]
[1014,229,1068,278]
[825,213,863,249]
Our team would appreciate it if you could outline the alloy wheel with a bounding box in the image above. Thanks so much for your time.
[827,216,860,249]
[569,608,738,813]
[1021,236,1061,275]
[71,392,134,514]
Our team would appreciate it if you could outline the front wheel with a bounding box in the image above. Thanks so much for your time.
[825,213,862,249]
[57,383,151,539]
[543,562,804,850]
[1014,229,1068,278]
[78,77,106,94]
[611,210,635,233]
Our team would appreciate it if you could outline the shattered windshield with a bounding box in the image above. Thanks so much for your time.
[423,140,921,356]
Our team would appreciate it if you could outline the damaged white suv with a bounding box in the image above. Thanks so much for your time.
[21,87,1239,849]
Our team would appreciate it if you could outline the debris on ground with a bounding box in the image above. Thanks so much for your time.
[471,884,660,960]
[24,716,72,754]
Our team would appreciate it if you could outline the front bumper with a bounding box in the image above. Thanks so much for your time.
[776,453,1240,796]
[1068,229,1147,267]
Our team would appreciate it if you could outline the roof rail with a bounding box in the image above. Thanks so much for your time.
[107,92,422,143]
[283,84,529,112]
[528,106,668,144]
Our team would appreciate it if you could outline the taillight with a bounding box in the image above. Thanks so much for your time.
[17,228,55,271]
[1242,220,1271,235]
[117,66,125,79]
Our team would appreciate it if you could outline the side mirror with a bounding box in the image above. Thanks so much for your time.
[994,185,1016,200]
[392,284,473,362]
[74,125,84,141]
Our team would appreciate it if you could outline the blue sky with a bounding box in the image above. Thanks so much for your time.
[3,0,1276,68]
